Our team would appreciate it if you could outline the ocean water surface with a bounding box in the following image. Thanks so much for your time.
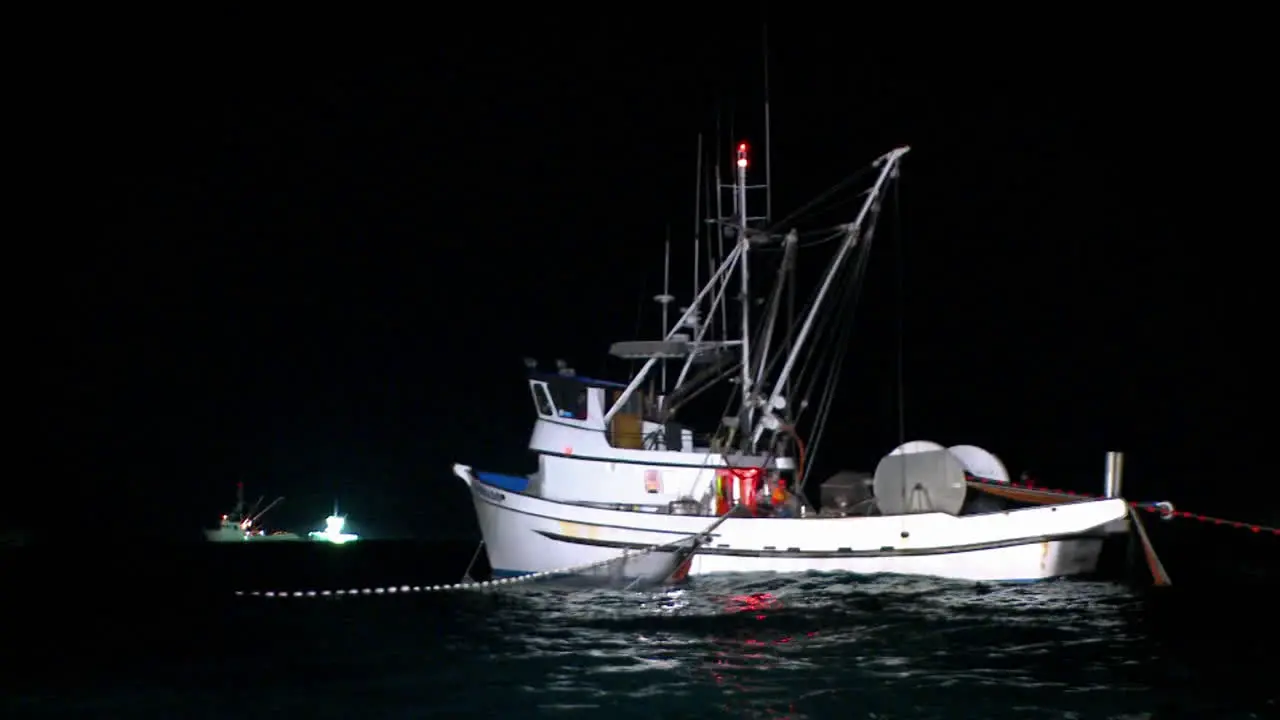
[7,572,1273,718]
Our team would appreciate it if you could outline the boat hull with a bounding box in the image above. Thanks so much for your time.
[458,464,1126,583]
[517,546,698,590]
[470,480,705,587]
[204,529,302,542]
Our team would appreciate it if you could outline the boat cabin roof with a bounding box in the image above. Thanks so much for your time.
[609,338,737,363]
[529,372,626,389]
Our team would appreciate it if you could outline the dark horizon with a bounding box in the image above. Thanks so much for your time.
[26,19,1272,544]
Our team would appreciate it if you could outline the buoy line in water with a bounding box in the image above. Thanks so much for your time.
[234,545,672,598]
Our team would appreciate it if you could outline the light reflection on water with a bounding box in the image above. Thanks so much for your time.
[7,573,1274,719]
[465,573,1267,718]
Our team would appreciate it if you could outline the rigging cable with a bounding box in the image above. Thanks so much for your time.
[767,165,874,234]
[701,158,887,414]
[785,214,797,450]
[893,166,906,452]
[892,166,908,518]
[800,239,875,485]
[797,195,888,491]
[669,157,889,460]
[744,193,887,442]
[756,250,846,398]
[661,256,741,413]
[785,204,886,423]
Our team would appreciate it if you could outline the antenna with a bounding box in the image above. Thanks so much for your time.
[655,229,674,393]
[762,18,773,226]
[713,151,728,342]
[760,17,791,409]
[676,136,705,394]
[703,139,720,344]
[692,133,702,317]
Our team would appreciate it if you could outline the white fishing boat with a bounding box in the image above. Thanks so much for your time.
[454,139,1133,583]
[205,483,300,542]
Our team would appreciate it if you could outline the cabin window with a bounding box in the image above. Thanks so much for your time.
[547,378,589,420]
[530,382,556,417]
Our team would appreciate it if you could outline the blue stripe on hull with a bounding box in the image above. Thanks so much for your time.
[475,471,529,493]
[492,568,535,578]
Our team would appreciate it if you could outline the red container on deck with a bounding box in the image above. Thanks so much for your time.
[734,468,761,515]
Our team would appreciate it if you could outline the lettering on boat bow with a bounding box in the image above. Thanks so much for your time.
[476,485,507,503]
[557,521,600,540]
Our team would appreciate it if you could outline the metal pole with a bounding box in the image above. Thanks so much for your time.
[1104,451,1125,498]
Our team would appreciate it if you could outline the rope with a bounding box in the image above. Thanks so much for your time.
[1128,504,1173,586]
[235,510,740,599]
[461,539,485,582]
[790,191,888,490]
[966,474,1279,535]
[766,165,874,234]
[795,230,870,488]
[233,550,664,598]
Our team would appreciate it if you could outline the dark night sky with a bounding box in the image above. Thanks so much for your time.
[28,16,1271,541]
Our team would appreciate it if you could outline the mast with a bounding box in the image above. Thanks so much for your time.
[752,146,911,444]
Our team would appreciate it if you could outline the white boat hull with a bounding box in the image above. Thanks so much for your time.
[457,464,1127,583]
[204,528,301,542]
[545,544,699,589]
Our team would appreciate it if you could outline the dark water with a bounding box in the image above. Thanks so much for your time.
[5,565,1274,719]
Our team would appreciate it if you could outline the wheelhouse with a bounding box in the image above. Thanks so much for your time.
[526,371,706,453]
[526,372,617,424]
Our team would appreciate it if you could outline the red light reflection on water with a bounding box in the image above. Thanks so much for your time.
[722,592,818,642]
[709,592,817,717]
[724,591,779,616]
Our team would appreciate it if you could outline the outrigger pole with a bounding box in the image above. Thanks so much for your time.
[750,147,911,445]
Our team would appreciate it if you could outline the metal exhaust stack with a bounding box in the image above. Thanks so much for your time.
[1104,451,1125,498]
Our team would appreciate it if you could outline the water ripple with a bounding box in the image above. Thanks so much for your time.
[6,573,1275,718]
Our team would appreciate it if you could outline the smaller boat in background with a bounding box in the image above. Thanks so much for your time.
[308,503,360,544]
[205,482,300,542]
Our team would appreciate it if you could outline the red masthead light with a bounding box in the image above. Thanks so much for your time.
[739,142,748,151]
